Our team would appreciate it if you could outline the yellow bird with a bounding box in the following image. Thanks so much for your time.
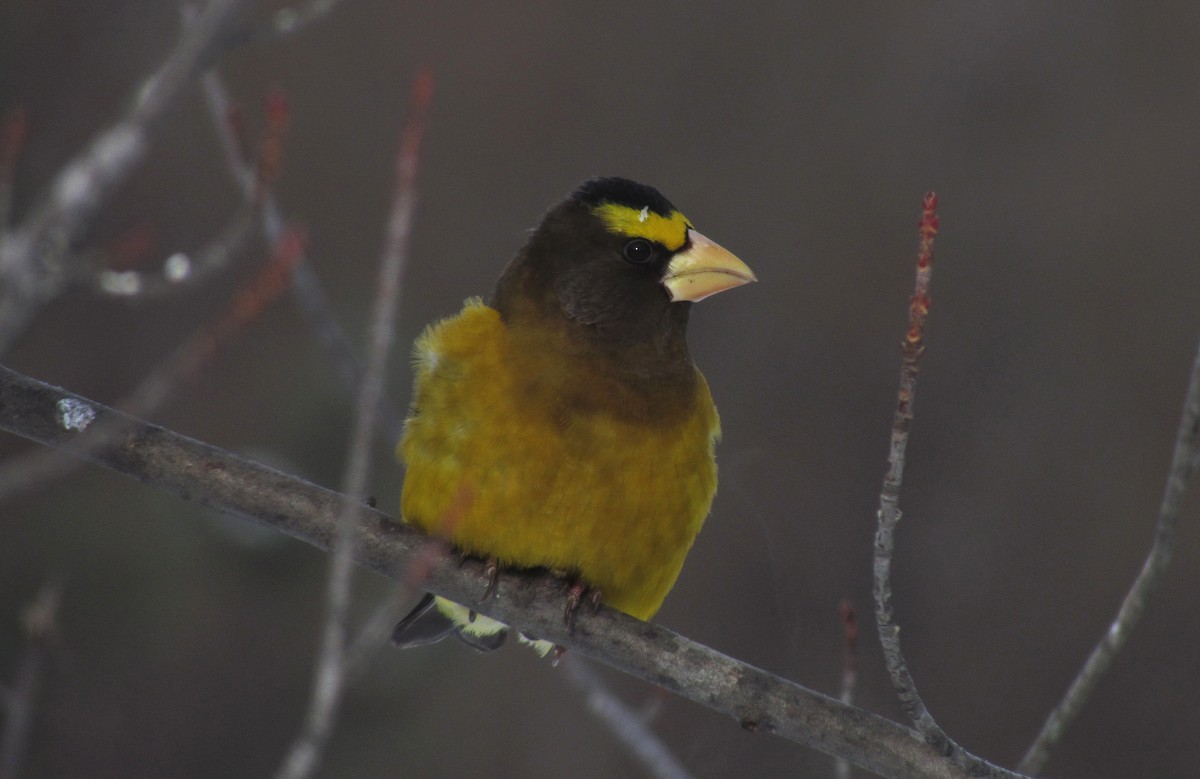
[392,177,754,653]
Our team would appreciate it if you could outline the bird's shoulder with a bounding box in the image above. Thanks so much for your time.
[411,297,505,377]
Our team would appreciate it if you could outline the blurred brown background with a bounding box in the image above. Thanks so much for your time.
[3,2,1200,777]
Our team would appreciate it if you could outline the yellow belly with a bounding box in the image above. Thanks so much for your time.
[398,299,719,620]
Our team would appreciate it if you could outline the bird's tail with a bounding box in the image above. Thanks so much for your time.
[391,593,509,652]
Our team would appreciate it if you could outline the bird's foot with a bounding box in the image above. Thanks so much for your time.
[562,578,601,632]
[457,552,502,603]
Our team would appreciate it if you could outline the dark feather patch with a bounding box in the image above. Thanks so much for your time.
[391,593,456,647]
[572,177,676,218]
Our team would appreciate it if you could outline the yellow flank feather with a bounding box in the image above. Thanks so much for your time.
[592,203,693,250]
[398,298,719,622]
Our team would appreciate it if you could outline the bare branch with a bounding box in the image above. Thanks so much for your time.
[0,108,28,233]
[874,193,942,739]
[872,194,1022,778]
[0,364,997,779]
[0,0,253,354]
[90,196,259,298]
[230,0,347,49]
[0,580,62,779]
[835,600,859,779]
[1018,335,1200,774]
[343,585,418,681]
[273,69,432,779]
[562,656,693,779]
[0,229,305,505]
[198,66,406,444]
[88,89,289,300]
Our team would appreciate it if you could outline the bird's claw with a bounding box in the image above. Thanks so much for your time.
[563,579,601,632]
[457,552,501,603]
[481,557,500,602]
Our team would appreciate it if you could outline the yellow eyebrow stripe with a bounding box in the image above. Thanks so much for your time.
[593,203,693,251]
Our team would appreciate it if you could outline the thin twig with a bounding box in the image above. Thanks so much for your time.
[0,580,62,779]
[0,107,29,234]
[343,584,417,682]
[0,46,293,503]
[0,363,987,778]
[228,0,347,49]
[0,0,252,354]
[0,229,306,505]
[1017,335,1200,775]
[874,193,943,740]
[871,194,1023,778]
[197,67,406,444]
[834,600,858,779]
[272,69,432,779]
[88,89,288,300]
[344,536,451,680]
[561,656,694,779]
[90,189,259,298]
[199,11,405,683]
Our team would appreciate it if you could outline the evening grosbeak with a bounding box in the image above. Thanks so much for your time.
[392,177,755,654]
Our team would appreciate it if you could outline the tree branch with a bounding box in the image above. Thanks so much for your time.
[0,581,61,779]
[0,0,253,354]
[872,194,1023,778]
[0,364,984,779]
[197,61,406,444]
[1017,334,1200,775]
[834,600,859,779]
[561,656,693,779]
[273,67,431,779]
[0,228,305,504]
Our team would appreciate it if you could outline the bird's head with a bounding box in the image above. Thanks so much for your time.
[493,177,755,349]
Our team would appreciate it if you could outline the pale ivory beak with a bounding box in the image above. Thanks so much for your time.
[662,229,756,303]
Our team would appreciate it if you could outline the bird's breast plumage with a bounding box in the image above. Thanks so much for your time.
[398,298,719,620]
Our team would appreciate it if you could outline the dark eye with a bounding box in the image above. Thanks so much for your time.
[622,238,655,264]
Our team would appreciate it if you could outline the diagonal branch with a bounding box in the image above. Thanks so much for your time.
[197,64,406,444]
[561,656,693,779]
[1017,335,1200,775]
[0,0,253,354]
[0,364,983,779]
[0,229,305,505]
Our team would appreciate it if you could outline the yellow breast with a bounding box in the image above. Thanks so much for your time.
[398,299,719,620]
